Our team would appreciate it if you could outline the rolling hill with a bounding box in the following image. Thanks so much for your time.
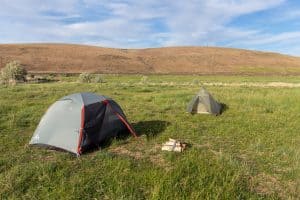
[1,43,300,75]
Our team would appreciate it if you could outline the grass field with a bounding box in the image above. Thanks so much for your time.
[0,75,299,199]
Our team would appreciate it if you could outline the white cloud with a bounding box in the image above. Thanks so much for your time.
[0,0,78,17]
[237,31,300,46]
[277,9,300,21]
[158,0,285,45]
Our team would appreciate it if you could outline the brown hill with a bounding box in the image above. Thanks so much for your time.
[1,43,300,75]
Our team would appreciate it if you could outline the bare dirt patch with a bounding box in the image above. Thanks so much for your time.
[108,144,170,169]
[203,82,300,88]
[134,81,300,88]
[250,173,299,199]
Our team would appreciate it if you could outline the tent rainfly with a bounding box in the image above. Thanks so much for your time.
[187,88,222,115]
[29,92,136,156]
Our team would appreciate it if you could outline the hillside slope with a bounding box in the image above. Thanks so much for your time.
[1,43,300,75]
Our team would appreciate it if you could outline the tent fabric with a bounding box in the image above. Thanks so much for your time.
[187,88,222,115]
[29,92,136,156]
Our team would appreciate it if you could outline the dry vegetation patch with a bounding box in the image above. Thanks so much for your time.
[2,44,300,75]
[250,173,299,199]
[108,143,170,169]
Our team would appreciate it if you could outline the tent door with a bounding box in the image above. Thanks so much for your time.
[196,100,210,114]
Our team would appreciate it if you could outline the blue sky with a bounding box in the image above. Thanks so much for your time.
[1,0,300,56]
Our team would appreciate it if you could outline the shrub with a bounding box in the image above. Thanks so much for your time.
[78,73,92,83]
[0,61,27,85]
[93,74,105,83]
[140,75,148,83]
[60,73,71,77]
[192,79,200,85]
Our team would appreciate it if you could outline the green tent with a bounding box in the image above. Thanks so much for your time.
[187,88,222,115]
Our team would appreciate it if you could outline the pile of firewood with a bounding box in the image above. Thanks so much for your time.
[161,138,187,152]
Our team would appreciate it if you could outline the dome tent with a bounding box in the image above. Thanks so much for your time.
[187,88,222,115]
[29,92,136,156]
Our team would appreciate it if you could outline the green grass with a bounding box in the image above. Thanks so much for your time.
[0,75,299,199]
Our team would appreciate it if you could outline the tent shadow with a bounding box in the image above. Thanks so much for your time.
[84,120,170,154]
[132,120,170,138]
[220,103,229,114]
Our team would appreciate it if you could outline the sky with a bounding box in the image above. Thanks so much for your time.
[1,0,300,56]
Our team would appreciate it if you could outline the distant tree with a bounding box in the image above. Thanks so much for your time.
[78,72,92,83]
[140,75,148,83]
[192,79,200,85]
[0,61,27,85]
[93,74,105,83]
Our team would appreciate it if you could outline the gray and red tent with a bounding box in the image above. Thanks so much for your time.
[29,92,136,156]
